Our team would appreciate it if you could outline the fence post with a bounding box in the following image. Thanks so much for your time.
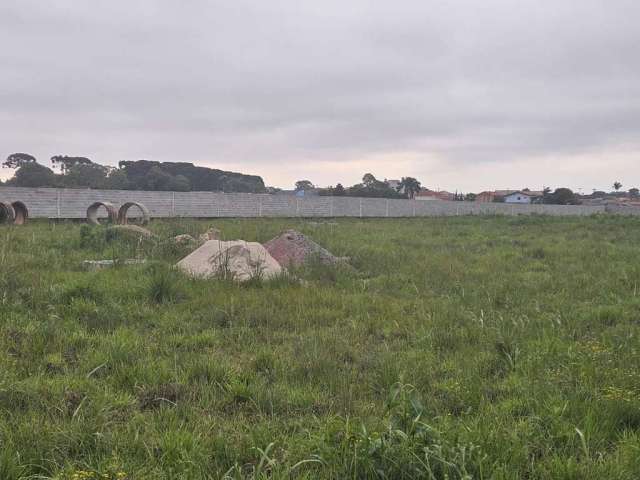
[296,198,300,216]
[359,198,363,218]
[258,195,263,217]
[56,189,61,218]
[413,201,416,217]
[330,196,334,217]
[171,191,175,217]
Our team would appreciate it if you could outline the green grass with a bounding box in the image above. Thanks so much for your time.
[1,215,640,479]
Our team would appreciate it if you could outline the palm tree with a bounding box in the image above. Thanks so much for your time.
[398,177,422,199]
[613,181,623,192]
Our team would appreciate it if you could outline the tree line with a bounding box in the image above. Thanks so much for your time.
[0,153,266,193]
[3,153,635,204]
[292,174,422,199]
[291,175,594,204]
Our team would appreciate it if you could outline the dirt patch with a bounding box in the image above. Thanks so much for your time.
[64,390,85,417]
[263,229,345,268]
[137,383,184,410]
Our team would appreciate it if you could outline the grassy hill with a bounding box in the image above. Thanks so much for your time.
[1,216,639,479]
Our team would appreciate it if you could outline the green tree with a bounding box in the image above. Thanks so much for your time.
[171,174,191,192]
[334,183,346,196]
[295,180,315,191]
[3,153,36,169]
[51,155,93,174]
[119,160,263,193]
[104,169,130,190]
[629,187,639,198]
[546,187,579,205]
[398,177,422,199]
[362,173,376,187]
[10,163,57,187]
[60,163,110,188]
[145,166,178,191]
[465,192,477,201]
[613,181,623,192]
[347,174,404,199]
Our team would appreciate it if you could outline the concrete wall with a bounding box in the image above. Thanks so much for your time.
[0,186,607,219]
[605,204,640,216]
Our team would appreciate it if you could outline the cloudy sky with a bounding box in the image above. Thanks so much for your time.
[1,0,638,192]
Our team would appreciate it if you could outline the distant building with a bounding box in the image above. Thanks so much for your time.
[476,191,499,203]
[476,189,542,203]
[415,189,454,201]
[504,191,542,204]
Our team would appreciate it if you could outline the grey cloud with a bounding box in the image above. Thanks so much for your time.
[0,0,639,187]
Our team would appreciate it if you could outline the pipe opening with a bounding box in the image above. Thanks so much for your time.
[86,201,118,225]
[0,202,15,224]
[11,202,28,225]
[118,202,150,226]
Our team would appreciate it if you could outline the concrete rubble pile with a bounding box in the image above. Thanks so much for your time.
[83,259,147,270]
[263,229,345,268]
[176,240,282,282]
[199,227,221,242]
[175,227,344,282]
[172,234,197,245]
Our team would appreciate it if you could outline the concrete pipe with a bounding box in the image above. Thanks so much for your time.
[87,201,119,225]
[0,201,16,225]
[11,202,28,225]
[118,202,150,226]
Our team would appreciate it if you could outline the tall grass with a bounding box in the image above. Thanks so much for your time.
[0,216,639,478]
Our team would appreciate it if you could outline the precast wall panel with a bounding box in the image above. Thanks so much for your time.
[0,187,609,219]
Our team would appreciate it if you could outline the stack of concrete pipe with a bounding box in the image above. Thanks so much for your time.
[0,200,150,226]
[0,201,28,225]
[86,201,150,226]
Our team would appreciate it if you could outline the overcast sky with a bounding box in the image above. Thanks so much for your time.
[1,0,638,192]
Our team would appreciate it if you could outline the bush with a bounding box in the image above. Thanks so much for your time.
[146,264,186,304]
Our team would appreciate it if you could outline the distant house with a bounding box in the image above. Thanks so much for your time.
[415,189,454,201]
[476,191,499,203]
[504,191,542,204]
[475,190,513,202]
[476,189,542,203]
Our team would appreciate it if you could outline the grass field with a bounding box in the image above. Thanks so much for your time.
[1,215,640,479]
